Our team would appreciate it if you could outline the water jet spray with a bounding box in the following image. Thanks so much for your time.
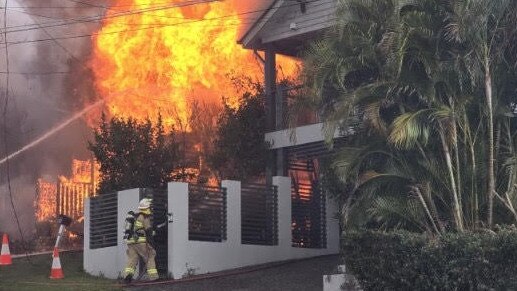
[0,100,104,166]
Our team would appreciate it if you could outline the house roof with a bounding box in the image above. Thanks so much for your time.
[238,0,284,49]
[237,0,337,57]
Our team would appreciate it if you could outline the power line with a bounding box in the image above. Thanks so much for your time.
[61,0,209,22]
[63,0,204,9]
[0,0,322,47]
[1,2,185,9]
[2,20,250,46]
[2,0,319,36]
[0,0,207,29]
[1,0,220,32]
[5,7,67,20]
[0,71,70,75]
[0,0,194,9]
[8,5,258,29]
[3,19,257,46]
[1,10,259,48]
[6,5,228,27]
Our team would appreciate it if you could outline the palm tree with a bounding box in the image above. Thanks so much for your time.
[300,0,517,232]
[443,0,517,227]
[302,0,465,231]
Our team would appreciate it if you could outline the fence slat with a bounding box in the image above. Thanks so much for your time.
[188,185,227,242]
[90,193,118,249]
[241,184,278,246]
[291,181,326,249]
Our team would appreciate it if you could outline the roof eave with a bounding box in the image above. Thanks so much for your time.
[238,0,285,49]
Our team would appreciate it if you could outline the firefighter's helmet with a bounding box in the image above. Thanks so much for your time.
[138,198,152,209]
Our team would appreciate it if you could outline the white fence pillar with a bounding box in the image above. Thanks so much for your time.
[83,197,91,271]
[221,180,241,247]
[168,182,189,279]
[273,176,292,249]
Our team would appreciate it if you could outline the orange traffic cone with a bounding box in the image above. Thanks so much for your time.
[0,234,12,265]
[49,247,64,279]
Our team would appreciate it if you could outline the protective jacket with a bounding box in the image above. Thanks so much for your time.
[126,212,152,244]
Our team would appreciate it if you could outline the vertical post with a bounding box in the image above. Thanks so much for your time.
[265,45,277,131]
[273,176,292,249]
[65,186,69,217]
[90,157,95,196]
[84,198,90,248]
[62,184,65,215]
[326,192,340,253]
[70,186,74,218]
[275,83,285,130]
[276,148,286,176]
[168,182,189,279]
[276,84,286,176]
[265,46,277,185]
[56,182,61,216]
[221,180,241,246]
[83,198,90,270]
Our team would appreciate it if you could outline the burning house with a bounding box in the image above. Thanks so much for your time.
[83,0,341,280]
[36,159,97,222]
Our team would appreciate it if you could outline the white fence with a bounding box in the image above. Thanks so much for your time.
[84,177,340,279]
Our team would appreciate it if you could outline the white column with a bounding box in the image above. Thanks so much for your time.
[117,189,140,277]
[221,180,241,246]
[83,197,91,271]
[168,182,189,279]
[273,176,292,250]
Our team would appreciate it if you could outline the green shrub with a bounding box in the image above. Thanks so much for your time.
[342,229,517,290]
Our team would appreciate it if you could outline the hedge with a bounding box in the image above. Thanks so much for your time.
[342,229,517,290]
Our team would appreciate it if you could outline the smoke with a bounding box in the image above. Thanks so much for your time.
[0,176,39,240]
[0,0,106,239]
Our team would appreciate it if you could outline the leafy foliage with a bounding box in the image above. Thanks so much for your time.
[301,0,517,233]
[343,229,517,290]
[208,80,268,181]
[89,113,180,193]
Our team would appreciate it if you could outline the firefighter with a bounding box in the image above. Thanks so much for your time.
[122,198,159,283]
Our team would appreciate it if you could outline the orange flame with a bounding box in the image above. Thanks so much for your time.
[36,160,99,222]
[91,0,298,127]
[36,179,57,222]
[58,159,100,184]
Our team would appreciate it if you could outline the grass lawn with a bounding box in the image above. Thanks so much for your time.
[0,251,121,291]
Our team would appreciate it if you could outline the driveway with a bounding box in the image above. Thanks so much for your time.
[127,255,340,291]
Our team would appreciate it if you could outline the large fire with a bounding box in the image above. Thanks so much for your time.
[36,160,98,222]
[35,180,58,222]
[91,0,298,127]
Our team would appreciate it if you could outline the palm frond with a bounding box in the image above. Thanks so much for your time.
[388,109,432,149]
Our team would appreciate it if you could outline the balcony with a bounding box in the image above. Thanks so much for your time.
[266,85,346,149]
